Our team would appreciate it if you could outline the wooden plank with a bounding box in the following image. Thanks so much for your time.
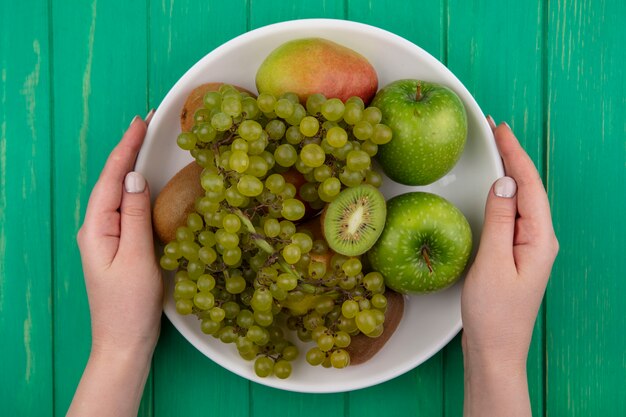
[148,2,250,416]
[346,1,447,416]
[348,0,445,62]
[0,1,53,415]
[50,0,149,414]
[248,0,345,28]
[446,1,547,415]
[546,0,626,415]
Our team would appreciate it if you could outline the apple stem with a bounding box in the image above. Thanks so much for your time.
[421,246,433,274]
[416,82,423,101]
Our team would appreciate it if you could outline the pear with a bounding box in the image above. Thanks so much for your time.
[256,38,378,104]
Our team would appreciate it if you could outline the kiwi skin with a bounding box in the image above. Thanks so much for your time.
[322,184,387,257]
[152,162,204,243]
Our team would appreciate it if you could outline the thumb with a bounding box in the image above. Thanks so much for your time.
[477,176,518,262]
[118,171,155,257]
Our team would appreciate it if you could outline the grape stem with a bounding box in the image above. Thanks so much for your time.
[230,208,302,281]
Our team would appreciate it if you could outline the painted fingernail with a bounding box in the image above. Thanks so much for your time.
[128,115,140,128]
[145,108,155,125]
[486,115,496,130]
[124,171,146,193]
[494,176,517,198]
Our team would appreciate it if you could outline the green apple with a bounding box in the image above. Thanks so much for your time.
[367,191,472,293]
[371,79,467,185]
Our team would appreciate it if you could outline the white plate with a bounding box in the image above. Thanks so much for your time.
[135,18,504,393]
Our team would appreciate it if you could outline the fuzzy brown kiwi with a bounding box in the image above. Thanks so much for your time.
[180,82,255,132]
[152,161,204,243]
[322,184,387,256]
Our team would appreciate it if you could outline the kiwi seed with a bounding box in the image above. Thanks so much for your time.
[322,184,386,256]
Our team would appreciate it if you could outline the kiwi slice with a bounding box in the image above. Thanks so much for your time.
[322,184,387,256]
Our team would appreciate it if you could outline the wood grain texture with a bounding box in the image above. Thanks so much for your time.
[50,0,149,414]
[546,0,626,415]
[0,1,53,415]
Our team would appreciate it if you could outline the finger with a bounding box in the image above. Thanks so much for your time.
[493,123,552,230]
[118,171,155,259]
[486,114,497,131]
[83,117,147,237]
[476,176,518,264]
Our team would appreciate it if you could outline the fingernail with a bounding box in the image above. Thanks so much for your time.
[486,115,496,130]
[145,108,155,125]
[128,115,140,128]
[494,176,517,198]
[502,121,511,130]
[124,171,146,193]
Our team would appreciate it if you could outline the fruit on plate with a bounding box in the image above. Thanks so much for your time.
[371,79,467,185]
[322,184,386,257]
[158,84,399,377]
[346,290,404,365]
[180,82,255,132]
[256,38,378,104]
[368,191,472,293]
[153,161,204,243]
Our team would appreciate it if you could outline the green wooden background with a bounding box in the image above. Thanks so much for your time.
[1,0,624,415]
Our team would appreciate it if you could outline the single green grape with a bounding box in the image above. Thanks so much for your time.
[342,257,363,277]
[237,175,264,197]
[326,126,348,148]
[356,310,378,334]
[203,91,221,109]
[362,106,383,125]
[254,356,274,378]
[330,349,350,368]
[211,112,233,131]
[221,96,242,117]
[353,120,374,140]
[371,123,393,145]
[176,132,197,150]
[273,360,292,379]
[281,198,305,221]
[306,93,326,115]
[300,143,325,167]
[282,243,302,264]
[276,273,298,291]
[257,93,276,113]
[341,299,359,319]
[274,98,295,119]
[321,98,345,121]
[306,347,326,366]
[193,291,215,310]
[299,116,320,137]
[274,144,298,167]
[363,271,385,291]
[238,119,263,141]
[346,149,371,171]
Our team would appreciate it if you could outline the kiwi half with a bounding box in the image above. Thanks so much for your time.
[322,184,386,256]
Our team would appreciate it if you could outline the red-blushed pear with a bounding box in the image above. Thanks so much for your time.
[256,38,378,104]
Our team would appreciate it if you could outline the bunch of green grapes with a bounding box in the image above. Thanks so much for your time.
[159,84,393,378]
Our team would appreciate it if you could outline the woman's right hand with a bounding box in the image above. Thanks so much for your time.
[461,118,559,416]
